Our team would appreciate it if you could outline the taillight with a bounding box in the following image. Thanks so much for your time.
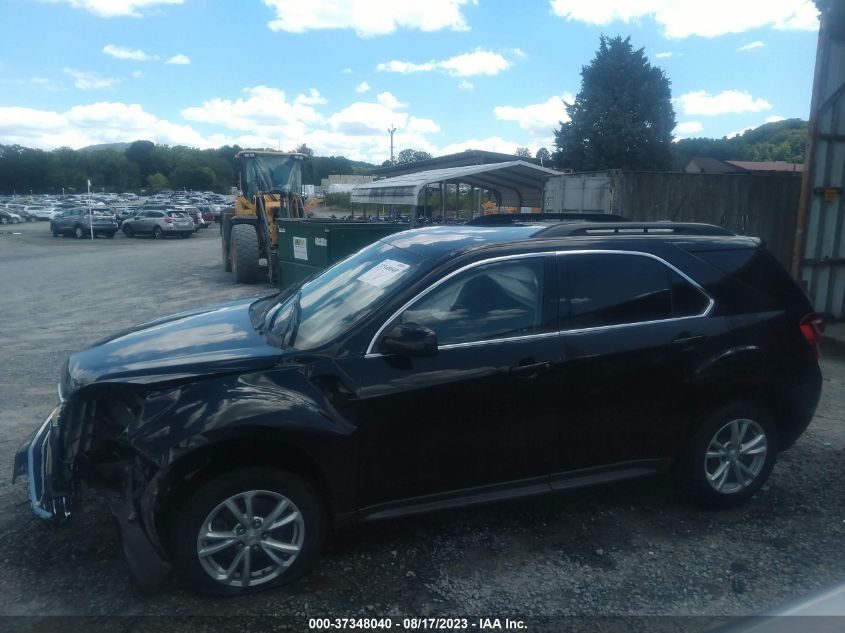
[800,313,826,357]
[164,217,173,224]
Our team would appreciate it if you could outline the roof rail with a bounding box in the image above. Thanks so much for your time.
[465,212,629,226]
[534,222,735,238]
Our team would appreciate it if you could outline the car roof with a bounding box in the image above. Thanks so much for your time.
[380,224,549,258]
[379,222,757,261]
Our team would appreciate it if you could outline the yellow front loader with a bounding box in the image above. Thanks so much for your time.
[221,150,305,284]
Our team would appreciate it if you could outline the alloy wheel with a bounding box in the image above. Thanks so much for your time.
[196,489,305,589]
[704,418,768,494]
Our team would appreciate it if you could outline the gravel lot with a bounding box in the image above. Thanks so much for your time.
[0,221,844,629]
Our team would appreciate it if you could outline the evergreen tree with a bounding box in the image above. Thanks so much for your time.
[554,35,676,171]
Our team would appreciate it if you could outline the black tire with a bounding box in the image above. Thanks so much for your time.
[74,225,85,239]
[105,232,115,239]
[231,223,259,284]
[180,232,190,239]
[123,225,134,238]
[167,467,327,596]
[12,218,20,224]
[153,226,163,240]
[679,401,779,508]
[0,217,7,225]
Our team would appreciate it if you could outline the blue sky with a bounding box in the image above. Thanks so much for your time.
[0,0,821,163]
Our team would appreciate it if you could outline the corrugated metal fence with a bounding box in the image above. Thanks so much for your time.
[798,4,845,320]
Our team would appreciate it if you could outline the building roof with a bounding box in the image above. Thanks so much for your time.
[685,157,803,174]
[371,149,545,177]
[725,160,803,173]
[350,160,560,208]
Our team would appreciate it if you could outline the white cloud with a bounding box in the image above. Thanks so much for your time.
[726,126,754,138]
[675,121,704,135]
[295,88,328,105]
[0,102,207,148]
[655,51,673,58]
[438,137,526,156]
[0,77,59,90]
[738,40,765,51]
[678,90,772,115]
[458,80,474,91]
[439,50,511,77]
[47,0,185,18]
[493,93,574,137]
[103,44,156,61]
[165,54,191,65]
[132,70,144,78]
[341,68,353,74]
[181,86,322,144]
[765,115,786,123]
[548,0,818,38]
[376,60,438,74]
[262,0,473,37]
[63,68,121,90]
[356,81,371,93]
[0,85,542,164]
[377,48,511,77]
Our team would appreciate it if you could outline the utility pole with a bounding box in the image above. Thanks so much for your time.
[387,125,396,164]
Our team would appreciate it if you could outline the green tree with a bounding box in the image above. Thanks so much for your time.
[396,149,433,164]
[535,147,551,162]
[147,172,170,192]
[294,143,314,157]
[553,35,676,171]
[515,147,532,158]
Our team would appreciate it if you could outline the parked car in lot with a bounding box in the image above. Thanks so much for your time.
[121,209,194,239]
[50,208,118,238]
[0,209,17,224]
[13,221,823,595]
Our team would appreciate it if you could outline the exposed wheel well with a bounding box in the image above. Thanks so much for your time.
[685,383,799,450]
[154,438,332,539]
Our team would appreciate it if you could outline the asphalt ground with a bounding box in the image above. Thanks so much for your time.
[0,220,844,631]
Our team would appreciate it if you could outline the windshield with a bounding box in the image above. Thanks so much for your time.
[268,241,430,350]
[242,153,302,198]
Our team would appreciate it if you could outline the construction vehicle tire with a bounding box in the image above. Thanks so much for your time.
[231,223,260,284]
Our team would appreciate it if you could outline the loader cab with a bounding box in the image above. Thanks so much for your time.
[237,151,304,199]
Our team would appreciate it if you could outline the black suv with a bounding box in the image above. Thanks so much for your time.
[13,222,823,594]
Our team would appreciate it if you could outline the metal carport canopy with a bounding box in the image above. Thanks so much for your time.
[350,160,560,207]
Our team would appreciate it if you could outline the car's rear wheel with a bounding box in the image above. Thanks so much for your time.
[680,401,779,508]
[74,225,85,239]
[153,226,163,239]
[123,225,134,238]
[168,468,326,595]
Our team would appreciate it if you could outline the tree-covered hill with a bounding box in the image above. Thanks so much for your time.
[673,118,808,168]
[0,140,377,195]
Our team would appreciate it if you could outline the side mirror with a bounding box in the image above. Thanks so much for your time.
[380,323,438,357]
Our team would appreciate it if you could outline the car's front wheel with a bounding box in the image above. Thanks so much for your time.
[168,468,327,595]
[680,401,779,508]
[153,226,163,239]
[74,225,85,239]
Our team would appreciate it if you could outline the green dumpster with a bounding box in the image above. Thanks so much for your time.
[276,219,411,291]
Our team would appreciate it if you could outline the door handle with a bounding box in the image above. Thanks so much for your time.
[509,360,554,376]
[672,333,705,347]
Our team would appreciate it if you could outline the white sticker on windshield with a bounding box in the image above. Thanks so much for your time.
[357,259,410,288]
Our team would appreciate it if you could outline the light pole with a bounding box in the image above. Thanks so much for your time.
[387,125,396,164]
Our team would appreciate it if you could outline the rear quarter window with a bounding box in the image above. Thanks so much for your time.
[693,248,808,312]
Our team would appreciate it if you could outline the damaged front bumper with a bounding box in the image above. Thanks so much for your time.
[12,406,71,520]
[13,402,172,591]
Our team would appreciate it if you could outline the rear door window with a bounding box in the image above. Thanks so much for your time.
[559,253,707,330]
